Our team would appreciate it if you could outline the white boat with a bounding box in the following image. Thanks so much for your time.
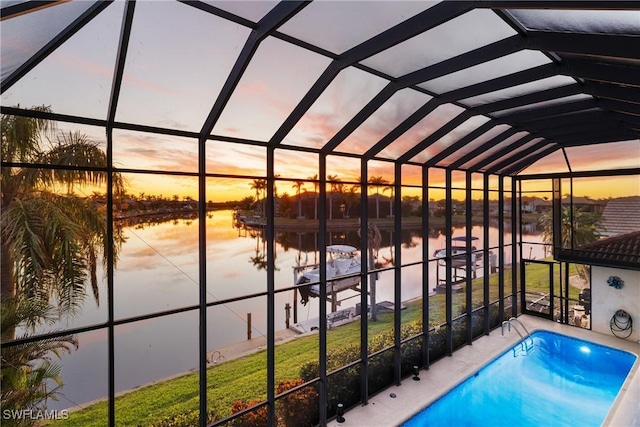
[296,245,362,305]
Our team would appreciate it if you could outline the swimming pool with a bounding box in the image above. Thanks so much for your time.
[402,330,637,427]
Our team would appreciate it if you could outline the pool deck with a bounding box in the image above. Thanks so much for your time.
[328,315,640,427]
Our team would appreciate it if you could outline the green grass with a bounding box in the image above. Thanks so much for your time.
[55,262,583,426]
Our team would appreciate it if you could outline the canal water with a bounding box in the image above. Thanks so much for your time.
[40,209,545,410]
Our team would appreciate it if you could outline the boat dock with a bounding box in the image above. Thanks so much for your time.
[206,301,402,363]
[290,301,404,334]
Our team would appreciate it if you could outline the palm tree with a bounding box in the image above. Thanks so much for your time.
[239,196,255,211]
[327,175,340,220]
[2,108,124,414]
[292,180,304,219]
[343,186,358,218]
[333,182,346,218]
[1,297,78,418]
[273,174,281,199]
[539,205,600,279]
[250,232,268,271]
[1,108,122,316]
[358,222,382,321]
[249,179,266,215]
[382,183,394,218]
[539,205,600,249]
[368,176,389,219]
[308,174,318,220]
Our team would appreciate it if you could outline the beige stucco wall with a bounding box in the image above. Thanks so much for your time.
[590,266,640,343]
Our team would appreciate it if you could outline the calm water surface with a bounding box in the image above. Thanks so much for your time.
[46,210,545,410]
[403,331,637,427]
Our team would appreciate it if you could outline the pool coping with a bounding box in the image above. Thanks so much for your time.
[328,315,640,427]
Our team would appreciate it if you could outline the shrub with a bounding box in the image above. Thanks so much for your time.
[400,335,423,377]
[299,319,430,415]
[229,399,267,427]
[226,379,320,427]
[428,326,447,362]
[276,379,319,427]
[144,409,220,427]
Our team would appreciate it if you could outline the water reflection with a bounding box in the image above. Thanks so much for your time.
[49,209,544,411]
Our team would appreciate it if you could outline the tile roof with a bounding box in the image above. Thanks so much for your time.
[598,197,640,236]
[562,197,605,206]
[568,230,640,269]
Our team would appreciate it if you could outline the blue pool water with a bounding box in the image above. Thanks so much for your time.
[403,331,637,427]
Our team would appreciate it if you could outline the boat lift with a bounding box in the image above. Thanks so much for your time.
[292,244,371,322]
[434,236,484,293]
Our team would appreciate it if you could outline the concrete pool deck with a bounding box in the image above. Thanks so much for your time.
[328,315,640,427]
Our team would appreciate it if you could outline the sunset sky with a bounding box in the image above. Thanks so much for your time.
[2,1,638,202]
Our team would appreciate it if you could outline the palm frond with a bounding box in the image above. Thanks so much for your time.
[1,298,54,332]
[2,197,48,283]
[2,194,89,314]
[538,205,600,251]
[1,298,78,412]
[1,105,55,164]
[3,111,125,308]
[36,131,108,188]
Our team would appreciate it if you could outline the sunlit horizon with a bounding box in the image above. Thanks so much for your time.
[72,172,639,204]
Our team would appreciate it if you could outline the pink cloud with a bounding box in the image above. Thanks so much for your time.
[234,80,268,96]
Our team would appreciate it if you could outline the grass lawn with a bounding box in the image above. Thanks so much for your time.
[55,261,584,426]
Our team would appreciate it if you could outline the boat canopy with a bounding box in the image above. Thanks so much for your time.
[326,245,358,254]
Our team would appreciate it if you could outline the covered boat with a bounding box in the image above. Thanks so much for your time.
[296,245,362,305]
